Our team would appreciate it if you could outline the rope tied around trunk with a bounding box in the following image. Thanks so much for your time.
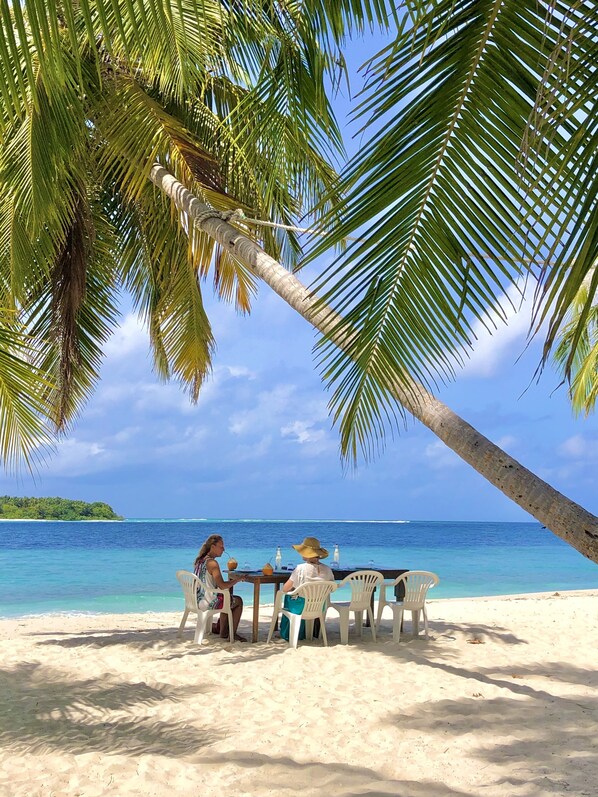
[193,208,246,226]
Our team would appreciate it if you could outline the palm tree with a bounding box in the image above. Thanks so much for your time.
[0,0,371,459]
[151,165,598,563]
[0,2,596,562]
[307,0,597,459]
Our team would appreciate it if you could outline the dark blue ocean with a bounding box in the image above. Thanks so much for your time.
[1,519,596,617]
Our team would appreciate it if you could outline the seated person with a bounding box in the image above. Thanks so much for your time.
[280,536,334,641]
[194,534,247,641]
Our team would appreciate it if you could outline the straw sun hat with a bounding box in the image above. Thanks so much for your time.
[293,536,329,559]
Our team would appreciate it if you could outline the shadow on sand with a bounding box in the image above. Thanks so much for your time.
[6,614,596,796]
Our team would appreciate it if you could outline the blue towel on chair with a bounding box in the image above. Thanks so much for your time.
[280,594,306,641]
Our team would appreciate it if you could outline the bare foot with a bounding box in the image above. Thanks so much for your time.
[234,634,247,642]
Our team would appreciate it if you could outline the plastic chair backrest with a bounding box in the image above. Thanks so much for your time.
[176,569,231,612]
[176,570,200,611]
[396,571,439,609]
[293,581,337,618]
[340,570,384,609]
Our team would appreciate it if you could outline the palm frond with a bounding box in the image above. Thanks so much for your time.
[553,266,598,416]
[23,190,121,430]
[308,0,595,461]
[113,183,214,396]
[0,313,55,471]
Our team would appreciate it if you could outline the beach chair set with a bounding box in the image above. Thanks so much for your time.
[176,569,439,648]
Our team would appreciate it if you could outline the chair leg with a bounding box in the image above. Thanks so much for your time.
[266,609,279,642]
[376,599,385,630]
[392,607,404,642]
[305,619,314,641]
[423,606,429,637]
[320,616,328,647]
[338,609,349,645]
[412,610,420,636]
[194,612,209,644]
[178,609,189,638]
[226,609,234,642]
[289,615,301,649]
[366,607,377,641]
[355,611,364,638]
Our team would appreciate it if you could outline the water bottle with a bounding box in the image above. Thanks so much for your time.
[275,546,282,570]
[333,543,340,567]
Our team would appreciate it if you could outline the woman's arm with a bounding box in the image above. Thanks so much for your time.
[282,565,300,593]
[206,559,245,589]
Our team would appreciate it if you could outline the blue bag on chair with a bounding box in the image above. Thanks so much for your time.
[280,594,306,641]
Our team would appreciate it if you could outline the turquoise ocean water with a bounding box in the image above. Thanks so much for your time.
[1,518,597,617]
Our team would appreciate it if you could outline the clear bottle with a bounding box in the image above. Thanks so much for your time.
[275,546,282,570]
[333,543,340,567]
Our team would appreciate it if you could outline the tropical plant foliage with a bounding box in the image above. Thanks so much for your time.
[554,267,598,417]
[0,0,595,474]
[0,0,395,466]
[0,494,122,519]
[0,317,55,470]
[309,0,597,460]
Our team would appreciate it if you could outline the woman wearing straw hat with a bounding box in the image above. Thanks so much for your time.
[279,536,334,641]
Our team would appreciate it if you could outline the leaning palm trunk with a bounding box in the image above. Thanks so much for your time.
[150,165,598,563]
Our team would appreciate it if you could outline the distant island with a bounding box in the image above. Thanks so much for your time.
[0,496,123,521]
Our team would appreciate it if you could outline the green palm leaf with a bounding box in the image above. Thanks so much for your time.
[0,314,55,470]
[309,0,597,459]
[0,0,401,467]
[553,266,598,417]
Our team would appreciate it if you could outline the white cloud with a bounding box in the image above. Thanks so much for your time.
[94,379,198,415]
[113,426,142,443]
[460,282,533,378]
[227,383,334,458]
[229,385,297,435]
[49,437,113,476]
[195,364,257,407]
[104,313,149,360]
[227,365,256,380]
[280,420,334,456]
[559,434,598,461]
[281,420,326,445]
[424,440,461,470]
[133,383,199,415]
[231,435,273,462]
[93,382,139,406]
[495,434,518,451]
[154,425,210,457]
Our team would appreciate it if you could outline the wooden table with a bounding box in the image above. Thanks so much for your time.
[230,567,408,642]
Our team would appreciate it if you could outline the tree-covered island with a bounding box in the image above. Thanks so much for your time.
[0,496,123,521]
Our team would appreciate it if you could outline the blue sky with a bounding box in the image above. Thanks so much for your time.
[0,32,596,522]
[1,277,595,521]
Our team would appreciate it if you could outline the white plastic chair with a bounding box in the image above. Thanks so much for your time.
[267,580,337,649]
[327,570,384,644]
[176,569,234,644]
[376,570,439,641]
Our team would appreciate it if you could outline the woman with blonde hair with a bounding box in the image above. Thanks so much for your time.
[194,534,247,641]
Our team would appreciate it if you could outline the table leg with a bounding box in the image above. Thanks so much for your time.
[252,581,260,643]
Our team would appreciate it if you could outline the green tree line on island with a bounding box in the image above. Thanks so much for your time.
[0,496,123,521]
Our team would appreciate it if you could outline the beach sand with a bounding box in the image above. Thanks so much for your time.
[0,590,596,797]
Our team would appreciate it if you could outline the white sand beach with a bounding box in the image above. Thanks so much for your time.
[1,590,596,797]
